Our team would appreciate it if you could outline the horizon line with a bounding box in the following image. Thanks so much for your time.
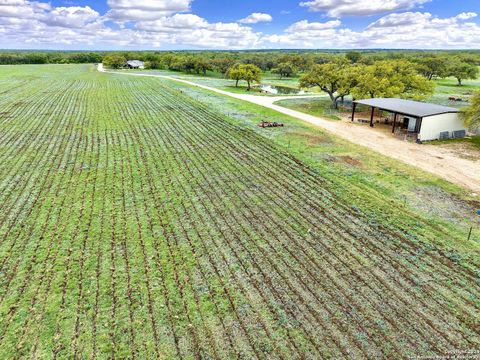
[1,48,480,52]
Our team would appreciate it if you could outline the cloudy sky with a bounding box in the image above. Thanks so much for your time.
[0,0,479,50]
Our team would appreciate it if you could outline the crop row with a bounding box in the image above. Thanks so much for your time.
[0,66,478,359]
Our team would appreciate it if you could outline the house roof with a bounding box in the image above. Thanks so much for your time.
[353,98,460,118]
[127,60,144,67]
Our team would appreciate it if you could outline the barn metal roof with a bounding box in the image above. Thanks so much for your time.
[353,98,460,118]
[127,60,144,67]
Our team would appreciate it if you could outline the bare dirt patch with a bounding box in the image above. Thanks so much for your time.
[430,141,480,162]
[337,155,363,167]
[409,185,480,225]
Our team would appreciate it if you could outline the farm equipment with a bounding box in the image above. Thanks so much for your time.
[258,121,284,128]
[448,96,463,102]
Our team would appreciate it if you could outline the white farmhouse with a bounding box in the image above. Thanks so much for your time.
[352,98,466,142]
[126,60,145,69]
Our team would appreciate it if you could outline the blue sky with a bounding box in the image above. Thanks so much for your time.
[1,0,479,49]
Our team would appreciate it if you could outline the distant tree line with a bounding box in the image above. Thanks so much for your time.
[135,52,320,75]
[0,52,103,65]
[101,50,479,89]
[3,50,479,81]
[2,50,479,69]
[4,50,479,103]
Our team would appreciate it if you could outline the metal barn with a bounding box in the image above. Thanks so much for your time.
[351,98,466,142]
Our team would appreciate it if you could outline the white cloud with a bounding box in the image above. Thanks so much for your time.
[286,19,341,31]
[263,19,341,47]
[106,0,191,21]
[366,11,432,28]
[359,12,480,48]
[0,1,259,50]
[43,7,100,28]
[136,14,209,32]
[0,0,100,28]
[299,0,430,17]
[0,1,120,48]
[0,0,479,50]
[239,13,273,24]
[263,12,480,49]
[0,0,51,19]
[456,12,477,21]
[137,14,260,48]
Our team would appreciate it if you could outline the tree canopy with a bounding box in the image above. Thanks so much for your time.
[272,62,297,78]
[351,60,434,100]
[462,90,480,128]
[212,57,236,75]
[241,64,262,90]
[300,62,358,108]
[447,60,479,86]
[103,54,126,69]
[300,60,434,107]
[226,64,243,87]
[345,51,362,64]
[226,64,262,90]
[415,56,448,80]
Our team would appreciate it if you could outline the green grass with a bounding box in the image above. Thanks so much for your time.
[274,97,343,120]
[262,71,302,89]
[427,74,480,107]
[140,69,277,96]
[428,135,480,150]
[472,135,480,149]
[137,68,313,96]
[0,64,478,359]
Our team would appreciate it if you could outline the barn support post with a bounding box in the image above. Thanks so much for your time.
[351,102,357,122]
[392,113,398,133]
[415,117,423,133]
[370,107,375,127]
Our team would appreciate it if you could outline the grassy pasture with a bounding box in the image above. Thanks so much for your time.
[428,72,480,107]
[136,69,310,96]
[274,97,343,120]
[0,64,478,359]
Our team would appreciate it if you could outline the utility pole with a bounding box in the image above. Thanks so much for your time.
[469,209,480,241]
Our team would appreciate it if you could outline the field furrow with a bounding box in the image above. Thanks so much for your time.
[0,64,477,359]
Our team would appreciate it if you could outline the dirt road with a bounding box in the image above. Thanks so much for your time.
[98,64,480,193]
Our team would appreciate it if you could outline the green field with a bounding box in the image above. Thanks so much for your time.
[0,64,479,359]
